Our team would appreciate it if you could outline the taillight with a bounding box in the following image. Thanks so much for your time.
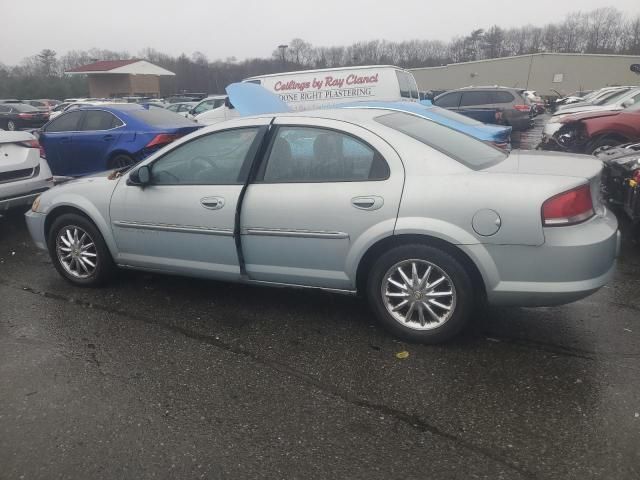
[542,184,594,226]
[146,133,179,148]
[514,105,531,112]
[18,139,46,159]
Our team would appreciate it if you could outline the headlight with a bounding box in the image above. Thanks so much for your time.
[31,195,41,213]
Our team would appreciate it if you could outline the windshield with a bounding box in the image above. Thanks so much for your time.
[594,89,632,106]
[375,112,507,169]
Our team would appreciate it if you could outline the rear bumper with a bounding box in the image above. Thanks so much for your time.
[465,208,620,306]
[0,189,48,211]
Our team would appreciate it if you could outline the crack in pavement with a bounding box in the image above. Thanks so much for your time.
[0,278,537,479]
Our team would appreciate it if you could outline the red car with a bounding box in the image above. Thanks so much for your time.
[541,103,640,154]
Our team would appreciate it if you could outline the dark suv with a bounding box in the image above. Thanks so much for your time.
[433,87,533,131]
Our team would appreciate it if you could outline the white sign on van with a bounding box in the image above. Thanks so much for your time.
[273,73,379,108]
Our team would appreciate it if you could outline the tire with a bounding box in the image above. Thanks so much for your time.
[108,153,135,170]
[587,136,624,155]
[366,244,474,344]
[7,120,16,131]
[47,213,116,287]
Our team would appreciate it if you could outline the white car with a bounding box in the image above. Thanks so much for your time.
[165,101,197,118]
[0,130,53,212]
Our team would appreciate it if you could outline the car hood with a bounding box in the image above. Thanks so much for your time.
[485,150,602,179]
[226,82,291,116]
[554,104,621,117]
[554,109,622,123]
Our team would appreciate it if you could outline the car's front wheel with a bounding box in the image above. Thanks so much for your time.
[367,244,474,343]
[47,213,115,286]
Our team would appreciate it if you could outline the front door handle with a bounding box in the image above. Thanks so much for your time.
[200,196,225,210]
[351,196,384,211]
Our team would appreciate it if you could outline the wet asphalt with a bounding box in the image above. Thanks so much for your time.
[2,114,640,479]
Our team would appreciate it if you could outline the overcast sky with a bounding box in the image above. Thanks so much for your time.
[2,0,639,65]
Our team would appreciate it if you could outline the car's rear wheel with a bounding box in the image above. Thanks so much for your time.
[6,120,16,131]
[108,154,135,169]
[367,244,474,343]
[47,213,115,286]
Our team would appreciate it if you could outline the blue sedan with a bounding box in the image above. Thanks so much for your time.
[338,101,512,149]
[39,104,202,176]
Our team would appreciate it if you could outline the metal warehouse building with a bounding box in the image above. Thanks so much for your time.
[410,53,640,96]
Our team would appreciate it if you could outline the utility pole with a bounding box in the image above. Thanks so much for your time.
[278,44,288,70]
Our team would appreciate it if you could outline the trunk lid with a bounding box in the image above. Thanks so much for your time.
[486,150,602,179]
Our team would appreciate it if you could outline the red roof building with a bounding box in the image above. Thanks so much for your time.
[66,59,175,98]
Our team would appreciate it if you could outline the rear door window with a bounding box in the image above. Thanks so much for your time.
[45,111,84,132]
[260,126,389,183]
[396,71,412,99]
[491,91,515,104]
[81,110,123,131]
[460,91,493,106]
[434,92,462,108]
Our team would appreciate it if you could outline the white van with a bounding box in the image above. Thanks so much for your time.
[244,65,420,111]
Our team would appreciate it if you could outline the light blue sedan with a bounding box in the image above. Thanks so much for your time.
[25,107,618,343]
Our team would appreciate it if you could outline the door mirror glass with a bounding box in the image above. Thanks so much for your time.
[137,165,151,184]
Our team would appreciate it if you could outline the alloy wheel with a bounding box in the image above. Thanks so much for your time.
[56,225,98,279]
[381,259,457,330]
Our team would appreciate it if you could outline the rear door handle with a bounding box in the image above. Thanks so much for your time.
[351,196,384,211]
[103,134,115,141]
[200,196,225,210]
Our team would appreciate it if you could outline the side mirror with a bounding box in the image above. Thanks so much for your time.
[622,99,635,108]
[128,165,151,186]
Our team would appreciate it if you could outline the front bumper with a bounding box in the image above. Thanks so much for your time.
[24,210,47,250]
[467,208,620,307]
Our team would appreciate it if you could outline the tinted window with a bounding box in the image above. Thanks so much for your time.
[13,104,40,112]
[376,112,506,169]
[82,110,122,131]
[434,92,461,108]
[262,127,389,183]
[45,111,84,132]
[151,128,259,185]
[491,91,515,103]
[0,105,9,113]
[129,108,197,126]
[166,104,180,112]
[460,91,493,106]
[427,106,483,126]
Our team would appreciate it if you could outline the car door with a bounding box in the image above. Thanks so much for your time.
[39,110,85,176]
[109,118,270,279]
[72,110,125,175]
[240,117,405,290]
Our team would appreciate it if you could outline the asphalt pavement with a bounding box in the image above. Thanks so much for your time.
[1,205,640,479]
